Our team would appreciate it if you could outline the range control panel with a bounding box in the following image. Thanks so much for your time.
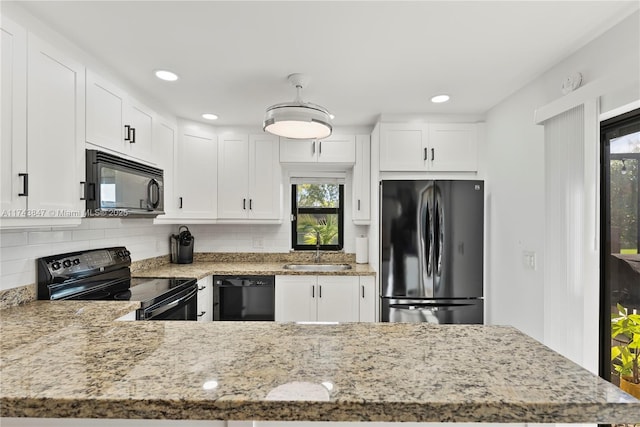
[39,247,131,279]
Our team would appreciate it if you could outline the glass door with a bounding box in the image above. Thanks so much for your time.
[600,108,640,411]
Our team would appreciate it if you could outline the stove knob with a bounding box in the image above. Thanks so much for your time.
[124,250,131,257]
[72,258,80,265]
[62,260,72,268]
[52,262,61,270]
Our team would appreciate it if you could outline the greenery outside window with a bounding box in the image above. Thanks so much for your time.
[292,183,344,250]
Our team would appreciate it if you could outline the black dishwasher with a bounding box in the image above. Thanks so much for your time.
[213,275,275,321]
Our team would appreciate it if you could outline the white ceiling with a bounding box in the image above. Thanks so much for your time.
[13,1,639,127]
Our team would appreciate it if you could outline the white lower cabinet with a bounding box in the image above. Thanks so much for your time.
[358,275,376,322]
[275,275,375,322]
[196,276,213,322]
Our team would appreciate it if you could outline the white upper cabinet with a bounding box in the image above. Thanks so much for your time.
[125,98,154,160]
[379,122,479,172]
[279,134,356,164]
[379,123,428,171]
[27,34,86,216]
[153,118,177,216]
[86,70,155,162]
[428,123,478,171]
[176,123,217,219]
[85,70,125,152]
[352,134,371,224]
[1,23,85,228]
[218,133,281,221]
[1,17,27,215]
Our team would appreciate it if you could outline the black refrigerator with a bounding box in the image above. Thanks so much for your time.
[380,180,484,323]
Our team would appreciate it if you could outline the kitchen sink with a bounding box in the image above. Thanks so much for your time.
[283,263,353,272]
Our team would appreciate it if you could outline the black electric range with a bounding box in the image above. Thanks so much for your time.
[37,247,198,320]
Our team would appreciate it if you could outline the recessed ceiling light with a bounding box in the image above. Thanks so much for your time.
[154,70,179,81]
[431,94,450,104]
[202,113,218,120]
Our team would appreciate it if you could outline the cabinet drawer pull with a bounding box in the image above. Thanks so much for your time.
[18,173,28,197]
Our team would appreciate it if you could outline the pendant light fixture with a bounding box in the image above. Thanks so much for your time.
[263,73,332,140]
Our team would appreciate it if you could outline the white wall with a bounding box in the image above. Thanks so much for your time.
[485,9,640,348]
[0,219,173,291]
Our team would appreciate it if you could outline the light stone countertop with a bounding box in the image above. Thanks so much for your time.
[132,261,376,281]
[1,300,639,423]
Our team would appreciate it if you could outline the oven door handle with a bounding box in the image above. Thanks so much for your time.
[143,286,198,320]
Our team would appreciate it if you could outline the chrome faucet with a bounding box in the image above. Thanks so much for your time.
[315,231,321,263]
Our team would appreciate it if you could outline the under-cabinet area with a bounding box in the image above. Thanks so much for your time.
[161,272,377,324]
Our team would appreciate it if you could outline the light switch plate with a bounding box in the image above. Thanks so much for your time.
[522,251,537,270]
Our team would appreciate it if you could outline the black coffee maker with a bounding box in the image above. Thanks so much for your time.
[170,226,194,264]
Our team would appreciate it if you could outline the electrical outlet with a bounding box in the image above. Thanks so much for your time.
[252,237,264,249]
[522,251,536,270]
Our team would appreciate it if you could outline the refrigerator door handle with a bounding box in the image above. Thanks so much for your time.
[434,193,443,278]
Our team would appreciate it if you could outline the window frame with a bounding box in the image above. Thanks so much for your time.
[291,183,344,251]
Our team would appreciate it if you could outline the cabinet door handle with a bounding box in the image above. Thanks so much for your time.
[18,173,28,197]
[312,140,316,155]
[131,127,136,143]
[319,285,322,298]
[124,125,131,141]
[179,197,183,209]
[423,147,427,161]
[312,285,315,298]
[319,141,322,155]
[357,199,361,211]
[197,311,206,318]
[249,199,252,210]
[80,181,86,200]
[431,148,435,161]
[243,198,246,210]
[362,285,365,299]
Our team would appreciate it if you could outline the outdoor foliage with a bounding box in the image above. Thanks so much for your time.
[612,303,640,383]
[296,184,340,245]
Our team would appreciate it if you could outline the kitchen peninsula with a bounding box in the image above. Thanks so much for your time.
[1,300,639,424]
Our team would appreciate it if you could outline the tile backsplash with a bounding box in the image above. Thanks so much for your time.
[1,218,173,291]
[0,219,364,292]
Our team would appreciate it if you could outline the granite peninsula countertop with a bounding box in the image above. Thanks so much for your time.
[2,301,639,423]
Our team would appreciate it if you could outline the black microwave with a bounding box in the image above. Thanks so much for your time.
[85,150,164,217]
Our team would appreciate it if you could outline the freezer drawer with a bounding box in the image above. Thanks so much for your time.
[381,298,483,324]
